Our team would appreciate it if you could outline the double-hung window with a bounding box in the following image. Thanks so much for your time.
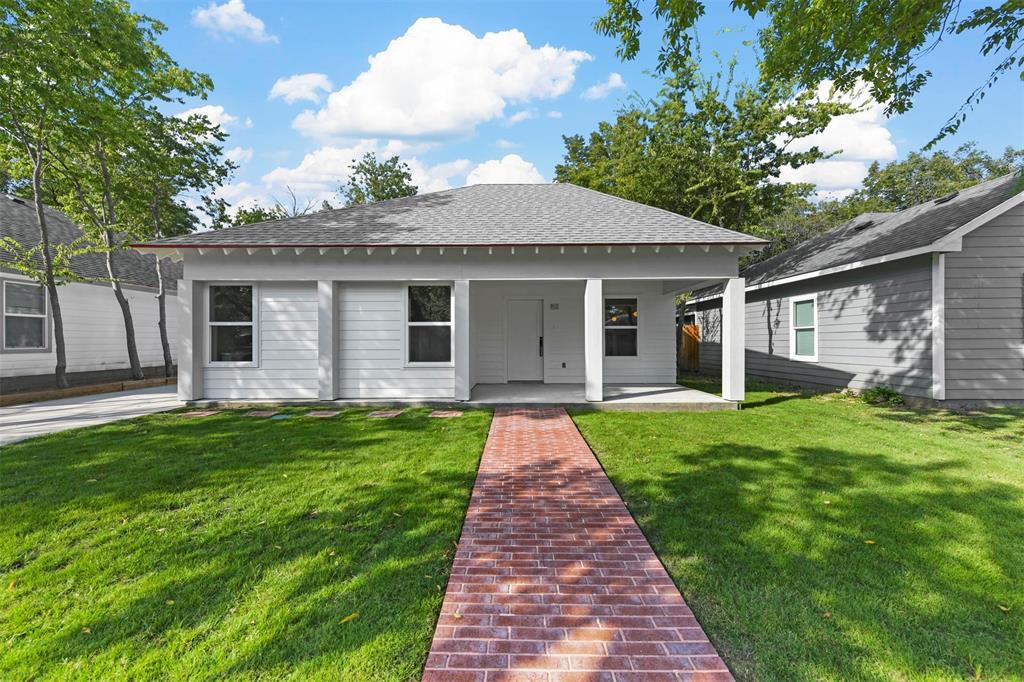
[790,294,818,362]
[3,281,47,349]
[407,285,452,364]
[209,285,255,364]
[604,297,638,357]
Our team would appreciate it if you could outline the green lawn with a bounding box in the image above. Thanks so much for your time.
[573,378,1024,682]
[0,407,491,681]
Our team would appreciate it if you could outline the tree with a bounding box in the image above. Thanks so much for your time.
[44,2,220,381]
[555,60,847,233]
[342,153,417,206]
[746,142,1024,265]
[0,0,168,388]
[596,0,1024,144]
[117,111,233,377]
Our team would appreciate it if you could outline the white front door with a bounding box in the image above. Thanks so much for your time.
[507,299,543,381]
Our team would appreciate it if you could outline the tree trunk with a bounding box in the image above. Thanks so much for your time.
[104,230,144,380]
[151,199,173,377]
[96,145,143,379]
[30,152,69,388]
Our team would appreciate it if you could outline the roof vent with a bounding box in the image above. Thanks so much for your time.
[934,190,959,205]
[852,219,875,231]
[8,196,25,205]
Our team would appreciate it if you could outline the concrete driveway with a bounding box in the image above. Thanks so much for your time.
[0,385,181,446]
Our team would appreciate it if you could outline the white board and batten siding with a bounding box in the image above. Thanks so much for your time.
[336,283,454,399]
[944,202,1024,400]
[203,283,319,400]
[699,257,935,398]
[0,272,176,379]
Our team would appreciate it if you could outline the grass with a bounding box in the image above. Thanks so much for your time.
[0,407,491,681]
[572,377,1024,682]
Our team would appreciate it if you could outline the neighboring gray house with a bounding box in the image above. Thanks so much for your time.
[0,194,182,391]
[692,172,1024,405]
[134,183,766,404]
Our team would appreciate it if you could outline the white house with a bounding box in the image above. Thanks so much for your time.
[134,184,765,404]
[1,194,180,392]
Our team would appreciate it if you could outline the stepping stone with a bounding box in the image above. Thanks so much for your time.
[182,410,219,418]
[368,410,403,418]
[306,410,340,418]
[429,410,463,418]
[245,410,278,417]
[270,414,293,420]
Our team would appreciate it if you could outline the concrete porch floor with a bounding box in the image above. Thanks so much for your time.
[467,382,737,411]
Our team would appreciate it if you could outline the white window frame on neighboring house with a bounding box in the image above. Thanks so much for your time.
[205,283,259,368]
[789,293,818,362]
[404,283,454,367]
[603,296,639,358]
[3,279,48,351]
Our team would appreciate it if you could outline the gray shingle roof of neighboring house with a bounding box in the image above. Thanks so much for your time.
[695,171,1023,298]
[137,183,768,248]
[0,194,182,290]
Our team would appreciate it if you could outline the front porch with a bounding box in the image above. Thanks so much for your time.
[468,382,736,411]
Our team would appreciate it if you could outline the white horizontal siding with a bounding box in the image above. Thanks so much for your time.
[204,282,319,400]
[336,282,454,399]
[470,279,676,386]
[1,274,177,378]
[944,204,1024,400]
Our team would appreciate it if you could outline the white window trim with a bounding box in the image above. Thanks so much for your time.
[603,295,639,358]
[3,280,48,351]
[403,283,455,367]
[205,283,259,368]
[789,293,819,362]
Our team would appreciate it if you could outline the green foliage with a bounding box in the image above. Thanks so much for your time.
[342,153,417,207]
[0,407,492,679]
[574,377,1024,680]
[747,142,1024,265]
[860,385,905,407]
[231,202,287,225]
[555,60,847,231]
[596,0,1024,144]
[0,234,95,286]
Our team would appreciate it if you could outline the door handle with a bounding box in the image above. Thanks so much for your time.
[539,336,544,357]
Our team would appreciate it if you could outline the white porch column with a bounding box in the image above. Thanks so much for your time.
[722,277,745,402]
[584,278,604,401]
[317,280,337,401]
[454,279,471,401]
[177,279,204,401]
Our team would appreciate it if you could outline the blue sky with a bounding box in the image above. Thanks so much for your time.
[142,0,1024,211]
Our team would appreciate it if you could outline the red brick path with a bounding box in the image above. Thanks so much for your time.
[423,407,732,682]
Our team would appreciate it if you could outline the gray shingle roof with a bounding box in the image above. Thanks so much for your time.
[703,171,1022,296]
[138,183,768,248]
[1,194,182,290]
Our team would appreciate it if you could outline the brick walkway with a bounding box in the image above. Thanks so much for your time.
[424,407,732,682]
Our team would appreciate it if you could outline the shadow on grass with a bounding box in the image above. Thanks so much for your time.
[0,408,491,680]
[605,439,1024,680]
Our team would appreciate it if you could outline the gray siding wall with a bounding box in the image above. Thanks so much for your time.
[698,256,934,397]
[944,203,1024,400]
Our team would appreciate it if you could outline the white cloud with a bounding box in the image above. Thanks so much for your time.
[582,72,626,100]
[496,139,518,149]
[269,73,333,104]
[547,111,563,119]
[260,140,469,204]
[292,17,591,139]
[508,109,537,124]
[466,154,546,185]
[225,146,254,164]
[191,0,278,43]
[176,104,239,131]
[780,80,897,198]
